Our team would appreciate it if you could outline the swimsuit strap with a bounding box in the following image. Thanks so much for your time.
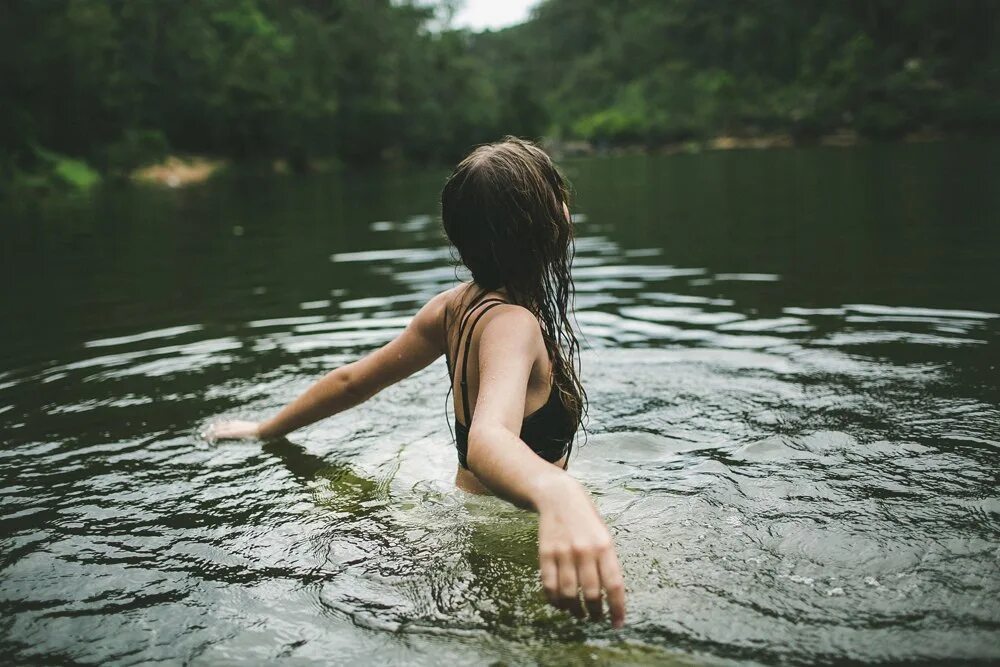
[449,288,490,364]
[446,289,486,376]
[455,297,508,424]
[452,292,505,364]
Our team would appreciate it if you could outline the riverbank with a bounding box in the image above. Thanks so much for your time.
[131,156,227,188]
[547,127,951,159]
[130,129,956,190]
[1,129,964,199]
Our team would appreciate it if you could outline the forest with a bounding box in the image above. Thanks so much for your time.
[2,0,998,192]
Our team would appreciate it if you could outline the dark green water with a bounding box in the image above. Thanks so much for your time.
[1,141,998,665]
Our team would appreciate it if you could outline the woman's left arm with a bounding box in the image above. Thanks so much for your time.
[206,290,449,441]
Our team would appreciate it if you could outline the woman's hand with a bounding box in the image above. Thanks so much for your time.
[535,476,626,627]
[202,420,261,442]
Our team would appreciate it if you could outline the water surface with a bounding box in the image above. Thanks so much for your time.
[1,141,999,665]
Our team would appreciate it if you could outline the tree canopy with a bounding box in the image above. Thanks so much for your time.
[2,0,997,188]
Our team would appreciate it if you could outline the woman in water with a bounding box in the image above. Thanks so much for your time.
[207,137,626,627]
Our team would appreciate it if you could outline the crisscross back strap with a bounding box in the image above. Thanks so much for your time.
[454,297,508,424]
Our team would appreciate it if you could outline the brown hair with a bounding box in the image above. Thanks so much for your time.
[441,136,586,435]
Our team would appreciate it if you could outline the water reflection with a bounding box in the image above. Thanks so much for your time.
[1,143,998,665]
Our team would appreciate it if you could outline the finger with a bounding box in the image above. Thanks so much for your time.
[598,547,626,628]
[540,551,559,606]
[577,557,604,621]
[557,552,584,618]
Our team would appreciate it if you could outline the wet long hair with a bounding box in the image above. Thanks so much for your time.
[441,136,587,436]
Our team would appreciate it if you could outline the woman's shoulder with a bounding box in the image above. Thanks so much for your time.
[438,283,483,322]
[429,283,536,343]
[412,285,473,344]
[476,303,542,345]
[441,283,535,325]
[434,283,546,370]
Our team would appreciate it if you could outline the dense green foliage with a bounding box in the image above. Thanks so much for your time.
[500,0,1000,144]
[2,0,998,191]
[1,0,506,176]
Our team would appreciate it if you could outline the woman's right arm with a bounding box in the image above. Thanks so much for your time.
[206,291,449,441]
[465,307,626,627]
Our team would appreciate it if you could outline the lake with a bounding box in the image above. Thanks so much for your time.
[1,141,998,665]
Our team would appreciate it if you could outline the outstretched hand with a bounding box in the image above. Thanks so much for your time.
[536,477,626,628]
[202,420,261,442]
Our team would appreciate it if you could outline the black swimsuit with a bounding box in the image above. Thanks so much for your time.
[445,294,576,470]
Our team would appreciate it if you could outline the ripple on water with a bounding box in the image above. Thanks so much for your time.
[1,209,998,665]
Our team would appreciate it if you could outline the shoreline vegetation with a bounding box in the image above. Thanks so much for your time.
[125,127,954,191]
[7,127,965,195]
[2,0,997,197]
[550,126,951,158]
